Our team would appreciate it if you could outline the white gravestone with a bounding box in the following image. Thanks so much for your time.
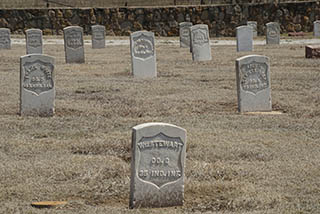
[314,21,320,37]
[266,22,280,45]
[129,122,187,208]
[26,29,43,54]
[247,21,258,37]
[179,22,193,48]
[20,54,55,116]
[130,31,157,78]
[0,28,11,49]
[190,24,212,61]
[236,26,253,52]
[91,25,106,49]
[236,55,272,112]
[63,26,85,63]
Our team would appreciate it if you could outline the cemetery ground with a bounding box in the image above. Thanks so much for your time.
[0,36,320,214]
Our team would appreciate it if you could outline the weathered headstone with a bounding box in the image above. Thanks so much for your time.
[130,31,157,78]
[26,29,43,54]
[0,28,11,49]
[305,45,320,58]
[179,22,193,48]
[63,26,85,63]
[20,54,55,116]
[236,26,253,52]
[236,55,272,112]
[313,20,320,37]
[91,25,106,49]
[129,122,187,208]
[190,24,212,61]
[266,22,280,45]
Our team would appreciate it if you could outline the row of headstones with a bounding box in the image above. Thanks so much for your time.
[20,52,270,116]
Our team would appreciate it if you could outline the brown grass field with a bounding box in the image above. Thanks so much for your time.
[0,36,320,214]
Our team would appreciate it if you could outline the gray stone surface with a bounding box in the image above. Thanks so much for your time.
[266,22,280,45]
[190,24,212,61]
[91,25,106,49]
[236,25,253,52]
[130,31,157,78]
[0,28,11,49]
[179,22,193,48]
[314,20,320,37]
[63,26,85,63]
[247,21,258,37]
[26,29,43,54]
[20,54,55,116]
[129,122,187,209]
[236,55,272,112]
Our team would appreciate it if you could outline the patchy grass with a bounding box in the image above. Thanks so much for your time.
[0,38,320,214]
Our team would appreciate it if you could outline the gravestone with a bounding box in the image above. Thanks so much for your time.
[236,55,272,112]
[313,20,320,37]
[236,26,253,52]
[63,26,85,63]
[91,25,106,49]
[129,122,187,208]
[190,24,212,61]
[305,45,320,58]
[0,28,11,49]
[130,31,157,78]
[20,54,55,116]
[247,21,258,37]
[179,22,193,48]
[266,22,280,45]
[26,29,43,54]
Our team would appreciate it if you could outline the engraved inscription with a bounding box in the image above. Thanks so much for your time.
[192,28,209,46]
[23,60,54,95]
[267,26,278,38]
[137,132,184,188]
[0,32,9,45]
[133,34,154,60]
[66,30,83,49]
[28,33,42,48]
[240,61,269,94]
[93,30,104,40]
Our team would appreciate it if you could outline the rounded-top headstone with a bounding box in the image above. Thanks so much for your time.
[0,28,11,49]
[63,26,85,63]
[129,122,187,208]
[26,28,43,54]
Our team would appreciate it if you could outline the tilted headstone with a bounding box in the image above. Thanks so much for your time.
[313,20,320,37]
[0,28,11,49]
[236,26,253,52]
[26,29,43,54]
[20,54,55,116]
[63,26,85,63]
[129,122,187,208]
[190,24,212,61]
[266,22,280,45]
[236,55,272,112]
[247,21,258,37]
[179,22,193,48]
[91,25,106,49]
[130,31,157,78]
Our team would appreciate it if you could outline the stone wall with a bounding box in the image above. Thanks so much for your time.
[0,2,319,37]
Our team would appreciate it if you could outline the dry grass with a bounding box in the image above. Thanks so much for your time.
[0,36,320,214]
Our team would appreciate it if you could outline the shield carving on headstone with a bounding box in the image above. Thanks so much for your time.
[66,30,83,49]
[132,33,154,61]
[137,132,184,188]
[240,61,269,94]
[23,60,54,95]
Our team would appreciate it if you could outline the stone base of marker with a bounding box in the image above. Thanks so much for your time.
[305,45,320,58]
[20,54,55,117]
[129,122,187,209]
